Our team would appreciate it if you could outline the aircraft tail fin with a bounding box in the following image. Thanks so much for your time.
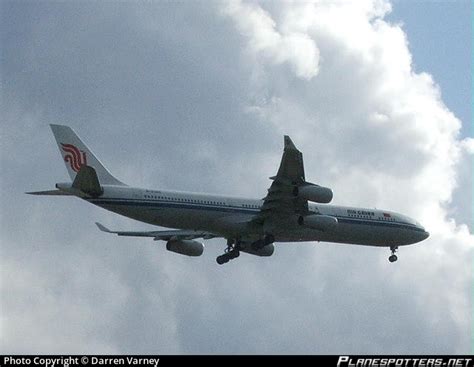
[49,124,125,186]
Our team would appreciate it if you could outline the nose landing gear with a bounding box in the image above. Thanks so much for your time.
[389,246,398,263]
[216,238,241,265]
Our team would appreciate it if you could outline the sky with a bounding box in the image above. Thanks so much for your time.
[1,0,473,354]
[388,0,472,138]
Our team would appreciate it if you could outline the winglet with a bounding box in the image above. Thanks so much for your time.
[284,135,298,151]
[95,222,113,233]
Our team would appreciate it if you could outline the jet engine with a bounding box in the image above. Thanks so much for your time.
[295,184,333,204]
[166,239,204,256]
[298,214,338,231]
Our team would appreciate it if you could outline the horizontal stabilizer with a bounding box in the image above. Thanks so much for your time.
[26,189,74,196]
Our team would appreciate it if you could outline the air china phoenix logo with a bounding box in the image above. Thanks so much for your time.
[61,143,87,172]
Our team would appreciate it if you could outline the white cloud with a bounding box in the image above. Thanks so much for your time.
[221,1,320,80]
[237,0,471,221]
[229,0,473,352]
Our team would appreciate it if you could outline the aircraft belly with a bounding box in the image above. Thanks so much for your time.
[97,204,159,226]
[275,222,403,246]
[152,208,225,229]
[96,202,247,232]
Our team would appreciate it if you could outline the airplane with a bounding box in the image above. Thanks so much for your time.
[28,125,429,264]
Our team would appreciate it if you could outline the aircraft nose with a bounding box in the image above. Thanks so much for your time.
[419,229,429,241]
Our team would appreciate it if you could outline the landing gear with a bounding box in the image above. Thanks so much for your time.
[389,246,398,263]
[251,234,275,250]
[216,254,230,265]
[251,239,264,250]
[216,238,241,265]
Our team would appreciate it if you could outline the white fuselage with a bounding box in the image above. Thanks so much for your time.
[84,185,429,247]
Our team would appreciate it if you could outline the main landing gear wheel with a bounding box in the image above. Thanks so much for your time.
[251,239,264,251]
[216,238,241,265]
[388,246,398,263]
[216,254,230,265]
[251,234,275,250]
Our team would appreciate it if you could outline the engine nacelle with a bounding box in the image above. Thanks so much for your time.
[166,239,204,257]
[241,243,274,257]
[299,214,338,231]
[296,184,333,204]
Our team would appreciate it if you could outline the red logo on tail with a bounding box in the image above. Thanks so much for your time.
[61,143,87,172]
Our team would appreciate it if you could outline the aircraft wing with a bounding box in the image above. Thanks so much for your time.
[257,136,310,221]
[95,222,217,241]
